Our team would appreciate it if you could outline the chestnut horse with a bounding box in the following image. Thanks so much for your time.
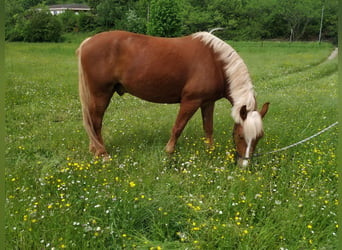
[77,31,269,166]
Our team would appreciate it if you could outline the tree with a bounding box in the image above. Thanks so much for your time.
[5,0,25,40]
[277,0,321,41]
[21,0,42,9]
[320,0,338,44]
[147,0,183,37]
[87,0,102,14]
[125,9,147,34]
[207,0,244,39]
[96,0,132,30]
[4,0,338,42]
[182,5,214,33]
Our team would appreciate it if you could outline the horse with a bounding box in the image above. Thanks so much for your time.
[76,30,269,166]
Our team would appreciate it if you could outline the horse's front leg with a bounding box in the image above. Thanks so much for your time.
[201,102,214,148]
[165,100,201,154]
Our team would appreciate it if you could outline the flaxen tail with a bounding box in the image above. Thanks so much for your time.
[77,38,103,152]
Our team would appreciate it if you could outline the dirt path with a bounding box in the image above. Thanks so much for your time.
[327,47,338,60]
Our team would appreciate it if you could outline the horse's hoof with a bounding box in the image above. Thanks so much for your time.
[237,157,249,168]
[102,154,112,162]
[165,144,175,154]
[95,149,108,158]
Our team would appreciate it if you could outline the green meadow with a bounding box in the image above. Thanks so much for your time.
[5,37,338,249]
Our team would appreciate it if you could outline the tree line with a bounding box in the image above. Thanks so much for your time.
[5,0,338,43]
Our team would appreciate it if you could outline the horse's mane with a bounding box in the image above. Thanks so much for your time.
[244,111,264,141]
[192,32,256,125]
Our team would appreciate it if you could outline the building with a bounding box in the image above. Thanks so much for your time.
[48,4,90,15]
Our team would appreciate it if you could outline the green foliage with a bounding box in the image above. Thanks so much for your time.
[5,39,338,249]
[5,0,25,41]
[6,6,62,42]
[87,0,101,14]
[4,0,338,42]
[23,8,62,42]
[78,12,96,32]
[125,9,147,34]
[21,0,41,9]
[147,0,183,37]
[96,0,130,30]
[58,10,78,33]
[5,0,64,42]
[277,0,321,40]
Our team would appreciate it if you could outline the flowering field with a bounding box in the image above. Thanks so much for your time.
[5,39,338,249]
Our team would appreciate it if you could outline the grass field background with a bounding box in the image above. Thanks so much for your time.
[5,36,338,249]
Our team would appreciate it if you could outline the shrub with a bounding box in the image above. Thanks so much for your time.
[125,9,147,34]
[6,6,63,42]
[6,14,26,41]
[58,10,78,33]
[23,8,62,42]
[147,0,183,37]
[78,12,96,32]
[96,0,126,30]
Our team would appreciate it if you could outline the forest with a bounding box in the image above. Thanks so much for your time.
[5,0,338,43]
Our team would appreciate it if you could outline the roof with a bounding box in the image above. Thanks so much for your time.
[48,4,90,11]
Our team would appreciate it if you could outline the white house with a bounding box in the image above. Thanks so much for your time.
[48,4,90,15]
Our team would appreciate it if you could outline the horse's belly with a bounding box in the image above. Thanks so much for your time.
[124,82,182,104]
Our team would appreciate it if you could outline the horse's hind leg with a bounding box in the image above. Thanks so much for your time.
[165,99,201,153]
[201,102,214,147]
[87,91,114,157]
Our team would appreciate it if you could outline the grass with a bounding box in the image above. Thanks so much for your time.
[5,37,338,249]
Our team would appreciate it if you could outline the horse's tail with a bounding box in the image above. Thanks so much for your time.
[77,38,103,151]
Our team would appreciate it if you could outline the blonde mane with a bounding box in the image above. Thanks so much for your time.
[243,111,263,141]
[192,32,256,124]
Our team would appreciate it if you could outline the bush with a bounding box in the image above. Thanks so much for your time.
[96,0,126,30]
[125,9,146,34]
[6,14,26,41]
[58,10,78,33]
[23,9,62,42]
[6,6,62,42]
[78,12,96,32]
[147,0,183,37]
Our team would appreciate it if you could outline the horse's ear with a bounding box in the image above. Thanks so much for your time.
[260,102,270,118]
[240,105,248,121]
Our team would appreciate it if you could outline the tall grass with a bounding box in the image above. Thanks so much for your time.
[5,39,337,249]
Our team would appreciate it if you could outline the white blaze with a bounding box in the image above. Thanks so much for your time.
[242,140,252,167]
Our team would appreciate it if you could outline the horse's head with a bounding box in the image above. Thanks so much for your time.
[233,102,269,167]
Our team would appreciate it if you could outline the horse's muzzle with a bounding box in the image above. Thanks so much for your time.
[237,157,250,167]
[235,151,251,167]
